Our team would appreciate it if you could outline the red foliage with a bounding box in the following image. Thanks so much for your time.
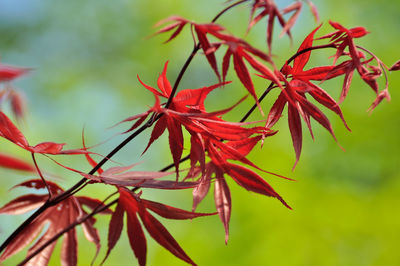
[103,188,214,266]
[0,1,397,265]
[0,180,110,265]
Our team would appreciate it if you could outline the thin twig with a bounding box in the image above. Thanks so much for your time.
[31,152,52,198]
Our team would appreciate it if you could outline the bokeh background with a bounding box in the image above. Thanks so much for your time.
[0,0,399,265]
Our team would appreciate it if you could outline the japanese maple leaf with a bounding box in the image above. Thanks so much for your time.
[319,21,391,110]
[0,179,110,265]
[0,88,26,120]
[261,25,350,168]
[0,63,30,82]
[243,0,318,52]
[155,17,223,80]
[9,90,26,120]
[155,18,282,113]
[194,24,283,114]
[0,152,35,172]
[49,157,199,190]
[188,131,291,243]
[0,111,93,155]
[389,60,400,71]
[154,16,190,44]
[319,21,368,65]
[245,0,293,53]
[103,187,215,266]
[120,61,255,177]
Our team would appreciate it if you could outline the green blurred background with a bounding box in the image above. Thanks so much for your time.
[0,0,399,265]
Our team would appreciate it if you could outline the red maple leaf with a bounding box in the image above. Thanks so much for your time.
[155,18,282,113]
[188,131,291,243]
[103,187,215,266]
[389,60,400,71]
[258,25,350,167]
[0,180,110,265]
[0,63,30,82]
[120,61,263,177]
[242,0,319,53]
[0,89,27,120]
[0,153,35,172]
[319,21,391,110]
[0,111,94,155]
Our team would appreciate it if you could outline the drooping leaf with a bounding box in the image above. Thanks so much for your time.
[0,153,35,172]
[0,64,30,82]
[138,207,196,265]
[226,163,291,209]
[104,188,214,266]
[214,176,231,244]
[0,180,107,265]
[389,60,400,71]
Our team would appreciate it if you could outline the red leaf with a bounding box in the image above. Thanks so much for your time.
[0,64,30,82]
[154,16,189,43]
[222,49,232,83]
[305,81,350,130]
[30,142,65,154]
[189,133,206,175]
[0,153,35,172]
[142,198,215,220]
[0,111,29,149]
[266,92,287,128]
[142,116,167,155]
[288,103,302,170]
[280,1,303,38]
[126,207,147,266]
[0,214,47,262]
[368,88,391,112]
[138,207,196,265]
[227,163,291,209]
[0,194,47,215]
[232,54,258,107]
[77,196,113,214]
[157,61,173,96]
[293,24,322,74]
[306,0,320,23]
[195,25,221,81]
[175,82,230,110]
[192,170,211,211]
[60,229,78,266]
[214,176,231,244]
[135,180,199,190]
[9,91,26,120]
[103,203,124,263]
[0,179,105,264]
[81,216,101,262]
[389,60,400,71]
[107,188,202,266]
[82,131,103,175]
[298,95,337,141]
[166,116,184,177]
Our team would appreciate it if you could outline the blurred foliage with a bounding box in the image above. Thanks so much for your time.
[0,0,399,265]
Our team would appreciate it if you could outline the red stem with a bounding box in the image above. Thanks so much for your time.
[31,152,52,198]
